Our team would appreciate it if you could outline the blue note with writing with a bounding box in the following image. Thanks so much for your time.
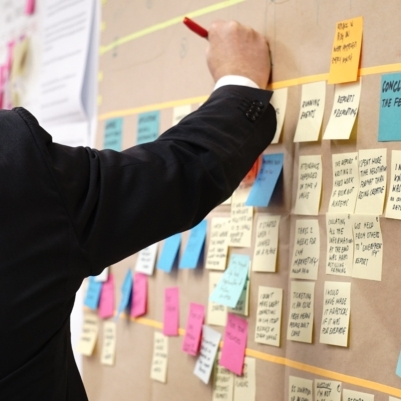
[179,220,207,269]
[157,233,182,272]
[84,276,102,310]
[245,153,284,207]
[209,254,249,308]
[137,111,160,144]
[104,118,123,151]
[378,73,401,141]
[116,269,133,318]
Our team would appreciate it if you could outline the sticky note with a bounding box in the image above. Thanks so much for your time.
[182,303,205,355]
[11,38,29,81]
[135,243,158,275]
[287,281,315,343]
[314,380,342,401]
[212,359,234,401]
[163,287,179,336]
[205,217,230,270]
[294,81,326,142]
[233,357,256,401]
[320,281,351,347]
[103,118,123,151]
[84,276,102,310]
[100,321,116,366]
[116,269,133,317]
[289,376,313,401]
[25,0,35,14]
[76,313,99,356]
[329,152,359,213]
[254,286,283,347]
[290,219,320,280]
[343,389,374,401]
[150,332,168,383]
[157,233,181,272]
[390,397,401,401]
[207,272,227,327]
[355,148,387,215]
[386,150,401,219]
[193,325,221,384]
[209,254,249,308]
[328,17,363,84]
[326,214,353,276]
[294,155,322,215]
[172,104,191,125]
[220,313,248,375]
[137,111,159,144]
[396,349,401,378]
[270,88,288,144]
[352,215,383,281]
[179,220,207,269]
[245,153,284,207]
[95,267,109,282]
[98,274,115,319]
[227,280,250,316]
[229,187,253,247]
[130,273,147,318]
[323,80,362,140]
[252,214,280,272]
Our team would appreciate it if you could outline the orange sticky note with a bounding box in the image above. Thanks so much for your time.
[328,17,363,84]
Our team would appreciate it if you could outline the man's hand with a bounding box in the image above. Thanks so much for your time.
[206,20,271,89]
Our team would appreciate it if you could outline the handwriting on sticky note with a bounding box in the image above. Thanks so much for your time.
[76,313,99,356]
[229,188,253,247]
[84,276,102,310]
[289,376,313,401]
[103,118,123,151]
[131,273,147,318]
[270,88,288,144]
[233,357,256,401]
[135,243,158,275]
[207,272,227,327]
[342,389,374,401]
[179,220,207,269]
[163,287,179,336]
[227,281,249,316]
[326,214,353,276]
[212,360,234,401]
[290,219,320,280]
[205,217,230,270]
[150,332,168,383]
[101,321,116,366]
[320,282,351,347]
[385,150,401,219]
[314,380,342,401]
[98,274,115,319]
[182,303,205,355]
[137,111,159,144]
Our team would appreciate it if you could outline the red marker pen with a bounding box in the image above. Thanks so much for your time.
[183,17,208,39]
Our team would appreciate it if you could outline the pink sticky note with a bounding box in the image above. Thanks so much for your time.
[163,287,179,336]
[182,303,205,355]
[220,313,248,375]
[130,273,147,318]
[25,0,35,15]
[98,274,115,319]
[0,92,3,110]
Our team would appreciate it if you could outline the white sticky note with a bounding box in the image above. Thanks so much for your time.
[290,219,320,280]
[135,243,158,275]
[252,215,280,272]
[206,217,230,270]
[314,380,342,401]
[352,215,383,281]
[229,188,253,247]
[294,81,326,142]
[329,152,359,213]
[233,357,256,401]
[294,155,323,216]
[320,282,351,347]
[355,148,387,215]
[270,88,288,144]
[326,214,353,276]
[100,321,117,366]
[94,267,109,282]
[254,286,283,347]
[385,150,401,219]
[193,325,222,384]
[150,332,168,383]
[289,376,313,401]
[212,359,234,401]
[172,104,191,126]
[343,389,374,401]
[323,80,362,140]
[76,313,99,356]
[287,281,315,343]
[207,272,228,327]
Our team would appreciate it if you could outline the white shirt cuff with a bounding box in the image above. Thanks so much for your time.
[213,75,260,91]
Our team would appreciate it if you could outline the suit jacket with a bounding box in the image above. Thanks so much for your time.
[0,85,276,400]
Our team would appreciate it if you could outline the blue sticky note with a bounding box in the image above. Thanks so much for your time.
[104,118,123,151]
[378,73,401,141]
[396,349,401,378]
[157,233,181,272]
[209,254,249,308]
[84,276,102,310]
[137,111,160,144]
[179,220,207,269]
[245,153,284,207]
[117,269,133,317]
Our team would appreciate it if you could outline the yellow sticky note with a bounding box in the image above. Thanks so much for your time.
[328,17,363,84]
[289,376,313,401]
[101,321,116,366]
[315,380,342,401]
[207,272,228,326]
[172,105,191,126]
[11,38,29,81]
[76,313,99,356]
[385,150,401,219]
[233,357,256,401]
[150,332,168,383]
[212,359,234,401]
[320,281,351,347]
[270,88,288,144]
[343,389,373,401]
[229,187,253,247]
[252,215,280,272]
[205,217,230,270]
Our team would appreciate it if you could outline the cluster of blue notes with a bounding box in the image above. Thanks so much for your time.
[137,111,160,144]
[179,220,207,269]
[84,276,103,310]
[116,269,133,319]
[104,117,123,151]
[157,233,182,272]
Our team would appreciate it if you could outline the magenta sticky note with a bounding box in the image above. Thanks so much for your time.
[220,313,248,375]
[98,274,115,319]
[131,273,148,318]
[163,287,179,336]
[25,0,35,15]
[182,303,205,355]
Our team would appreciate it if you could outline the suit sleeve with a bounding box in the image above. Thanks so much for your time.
[17,85,277,275]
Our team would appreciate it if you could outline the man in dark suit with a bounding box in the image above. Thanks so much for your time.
[0,20,276,400]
